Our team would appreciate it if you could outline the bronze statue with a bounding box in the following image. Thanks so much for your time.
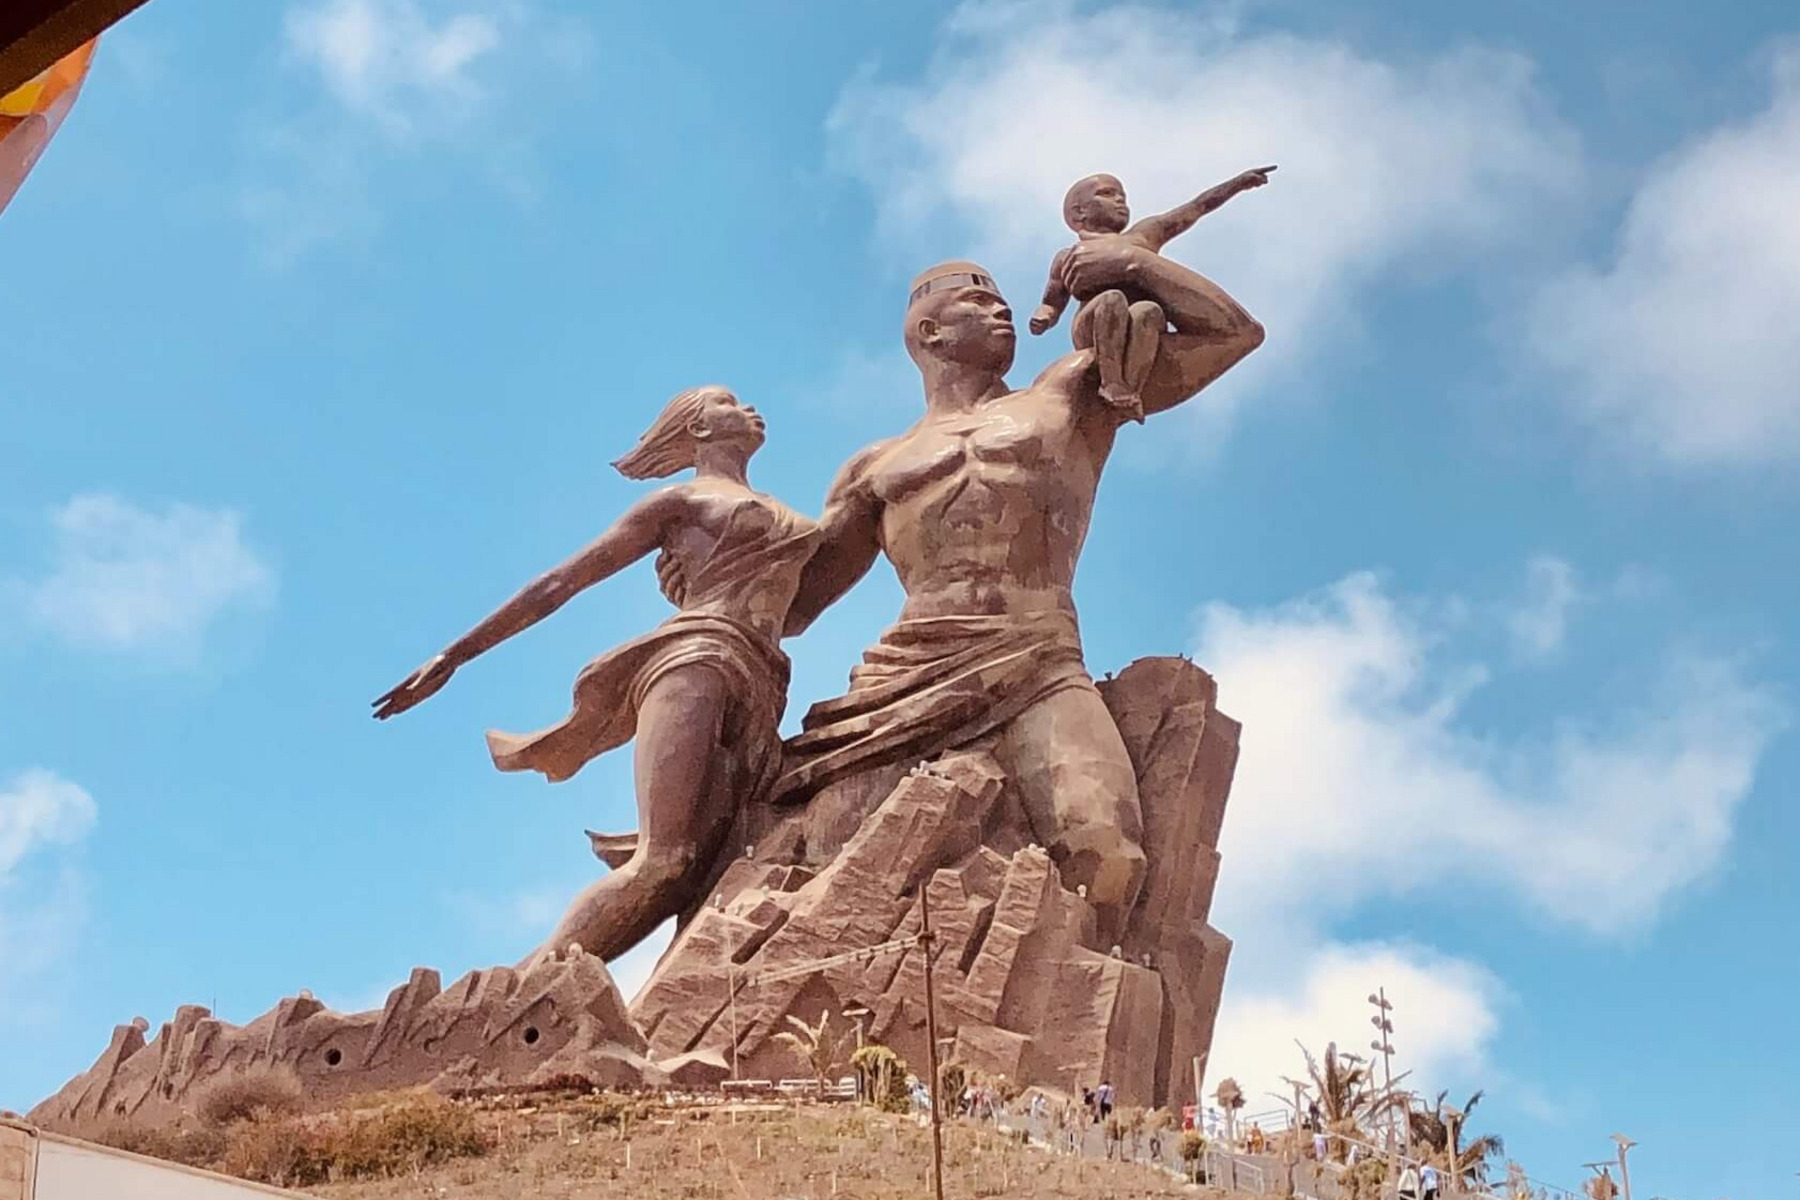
[776,172,1269,941]
[1030,167,1274,420]
[372,386,818,965]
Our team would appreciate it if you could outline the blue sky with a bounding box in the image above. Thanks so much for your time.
[2,1,1796,1195]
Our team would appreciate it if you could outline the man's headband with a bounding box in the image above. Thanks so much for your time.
[908,262,998,306]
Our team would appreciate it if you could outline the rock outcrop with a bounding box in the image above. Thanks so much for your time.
[631,655,1238,1106]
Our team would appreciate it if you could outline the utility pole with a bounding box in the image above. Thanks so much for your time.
[1368,988,1408,1160]
[919,885,946,1200]
[1611,1134,1637,1200]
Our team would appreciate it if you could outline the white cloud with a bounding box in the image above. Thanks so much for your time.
[1211,941,1504,1116]
[1507,555,1585,663]
[0,771,96,1028]
[0,770,96,882]
[1197,565,1784,1109]
[16,494,274,658]
[244,1,578,262]
[1200,569,1782,941]
[828,0,1580,441]
[1527,47,1800,468]
[285,0,501,136]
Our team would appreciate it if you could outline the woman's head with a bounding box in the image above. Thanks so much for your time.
[613,385,766,479]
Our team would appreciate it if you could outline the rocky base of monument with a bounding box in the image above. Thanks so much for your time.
[28,955,651,1137]
[32,656,1236,1132]
[640,654,1238,1106]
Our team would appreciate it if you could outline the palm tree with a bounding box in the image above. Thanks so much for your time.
[1215,1077,1247,1144]
[774,1009,854,1092]
[1295,1041,1405,1159]
[1408,1090,1505,1184]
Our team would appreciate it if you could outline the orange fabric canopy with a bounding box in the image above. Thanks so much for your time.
[0,38,96,218]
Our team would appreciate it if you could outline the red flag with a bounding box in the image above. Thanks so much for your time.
[0,38,97,218]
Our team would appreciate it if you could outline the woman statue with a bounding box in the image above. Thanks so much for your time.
[372,386,818,965]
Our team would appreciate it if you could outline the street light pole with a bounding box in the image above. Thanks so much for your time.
[1611,1134,1637,1200]
[1368,988,1405,1160]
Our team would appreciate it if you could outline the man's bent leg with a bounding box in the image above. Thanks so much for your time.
[997,683,1146,934]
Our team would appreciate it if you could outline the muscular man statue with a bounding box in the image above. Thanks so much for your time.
[773,220,1266,936]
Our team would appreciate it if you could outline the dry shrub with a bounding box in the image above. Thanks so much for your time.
[220,1095,491,1188]
[576,1091,653,1131]
[323,1097,491,1177]
[197,1070,304,1127]
[1346,1155,1388,1200]
[219,1118,330,1189]
[93,1122,228,1168]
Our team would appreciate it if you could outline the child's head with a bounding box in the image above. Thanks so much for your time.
[613,385,765,479]
[1063,174,1130,234]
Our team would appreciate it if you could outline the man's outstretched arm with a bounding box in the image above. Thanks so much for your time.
[1060,239,1264,420]
[784,446,885,636]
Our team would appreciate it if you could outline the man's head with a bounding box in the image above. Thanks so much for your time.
[903,260,1016,376]
[1063,174,1130,234]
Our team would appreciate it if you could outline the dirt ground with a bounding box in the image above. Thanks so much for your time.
[312,1099,1221,1200]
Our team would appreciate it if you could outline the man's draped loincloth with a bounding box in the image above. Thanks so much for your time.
[486,610,790,791]
[773,609,1093,803]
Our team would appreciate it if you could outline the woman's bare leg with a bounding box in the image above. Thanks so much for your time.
[529,664,737,965]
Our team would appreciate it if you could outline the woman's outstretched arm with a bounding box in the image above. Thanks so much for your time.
[372,487,688,718]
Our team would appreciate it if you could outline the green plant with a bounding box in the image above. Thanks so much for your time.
[1215,1076,1247,1142]
[849,1043,910,1114]
[1407,1090,1504,1184]
[196,1070,304,1127]
[1180,1129,1206,1182]
[774,1009,855,1091]
[1345,1155,1387,1200]
[1291,1040,1407,1159]
[938,1061,969,1112]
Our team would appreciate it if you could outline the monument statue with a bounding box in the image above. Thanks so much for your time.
[1030,166,1275,419]
[371,386,818,966]
[768,189,1266,943]
[32,167,1270,1129]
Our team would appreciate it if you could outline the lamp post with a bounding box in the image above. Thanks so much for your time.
[1611,1134,1637,1200]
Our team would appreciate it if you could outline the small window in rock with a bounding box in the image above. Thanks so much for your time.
[523,1026,541,1045]
[325,1048,343,1067]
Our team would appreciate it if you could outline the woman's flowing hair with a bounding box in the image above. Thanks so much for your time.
[612,385,733,480]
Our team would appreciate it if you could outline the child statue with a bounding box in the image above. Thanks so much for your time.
[372,386,818,966]
[1030,165,1275,419]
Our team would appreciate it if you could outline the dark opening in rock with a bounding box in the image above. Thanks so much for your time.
[325,1048,343,1067]
[523,1026,541,1045]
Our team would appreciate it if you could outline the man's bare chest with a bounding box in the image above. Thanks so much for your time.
[869,404,1079,503]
